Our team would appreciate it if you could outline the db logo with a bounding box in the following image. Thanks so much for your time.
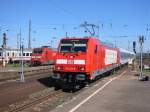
[67,60,74,64]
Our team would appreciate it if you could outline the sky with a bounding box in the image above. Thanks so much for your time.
[0,0,150,52]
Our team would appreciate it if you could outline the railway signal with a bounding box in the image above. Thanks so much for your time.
[133,41,136,54]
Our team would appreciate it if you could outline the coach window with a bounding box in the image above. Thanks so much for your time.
[26,53,29,56]
[12,52,14,57]
[95,45,98,53]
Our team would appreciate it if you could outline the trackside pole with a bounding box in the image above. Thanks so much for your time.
[138,36,149,81]
[20,45,25,82]
[19,28,25,82]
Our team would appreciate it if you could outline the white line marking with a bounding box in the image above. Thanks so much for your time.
[68,71,126,112]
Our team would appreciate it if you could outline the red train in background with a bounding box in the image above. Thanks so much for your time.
[52,37,135,90]
[31,46,56,66]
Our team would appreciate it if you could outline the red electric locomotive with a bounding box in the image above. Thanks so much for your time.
[52,37,120,90]
[31,46,56,66]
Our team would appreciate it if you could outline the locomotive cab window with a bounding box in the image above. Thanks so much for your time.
[33,49,43,54]
[74,43,87,52]
[60,39,88,53]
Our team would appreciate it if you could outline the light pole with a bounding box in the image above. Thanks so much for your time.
[52,37,57,48]
[19,28,25,82]
[32,30,37,48]
[49,28,56,47]
[17,33,20,49]
[138,35,149,81]
[139,36,144,80]
[2,33,7,67]
[0,27,1,39]
[20,44,24,82]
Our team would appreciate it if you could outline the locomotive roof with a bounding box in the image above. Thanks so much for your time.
[60,37,116,49]
[33,46,57,51]
[61,37,96,39]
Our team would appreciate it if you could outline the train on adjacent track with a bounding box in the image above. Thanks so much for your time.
[0,46,57,66]
[0,48,32,64]
[31,46,56,66]
[52,37,135,91]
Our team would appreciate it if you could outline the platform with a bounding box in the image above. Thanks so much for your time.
[51,70,150,112]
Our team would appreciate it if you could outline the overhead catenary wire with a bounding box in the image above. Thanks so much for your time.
[47,0,83,22]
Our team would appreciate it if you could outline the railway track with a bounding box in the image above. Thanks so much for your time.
[0,66,128,112]
[0,65,54,82]
[7,90,64,112]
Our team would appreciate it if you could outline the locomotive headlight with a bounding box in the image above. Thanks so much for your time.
[79,66,85,71]
[80,67,84,71]
[55,66,63,70]
[57,66,61,70]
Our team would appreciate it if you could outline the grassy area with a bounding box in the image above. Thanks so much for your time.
[0,63,30,70]
[144,69,150,72]
[8,63,29,67]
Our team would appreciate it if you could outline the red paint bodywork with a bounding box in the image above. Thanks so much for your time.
[31,47,56,66]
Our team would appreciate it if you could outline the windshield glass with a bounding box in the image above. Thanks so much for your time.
[33,48,43,54]
[60,39,88,53]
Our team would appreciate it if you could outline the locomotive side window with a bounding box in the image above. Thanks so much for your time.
[60,39,88,52]
[95,45,98,53]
